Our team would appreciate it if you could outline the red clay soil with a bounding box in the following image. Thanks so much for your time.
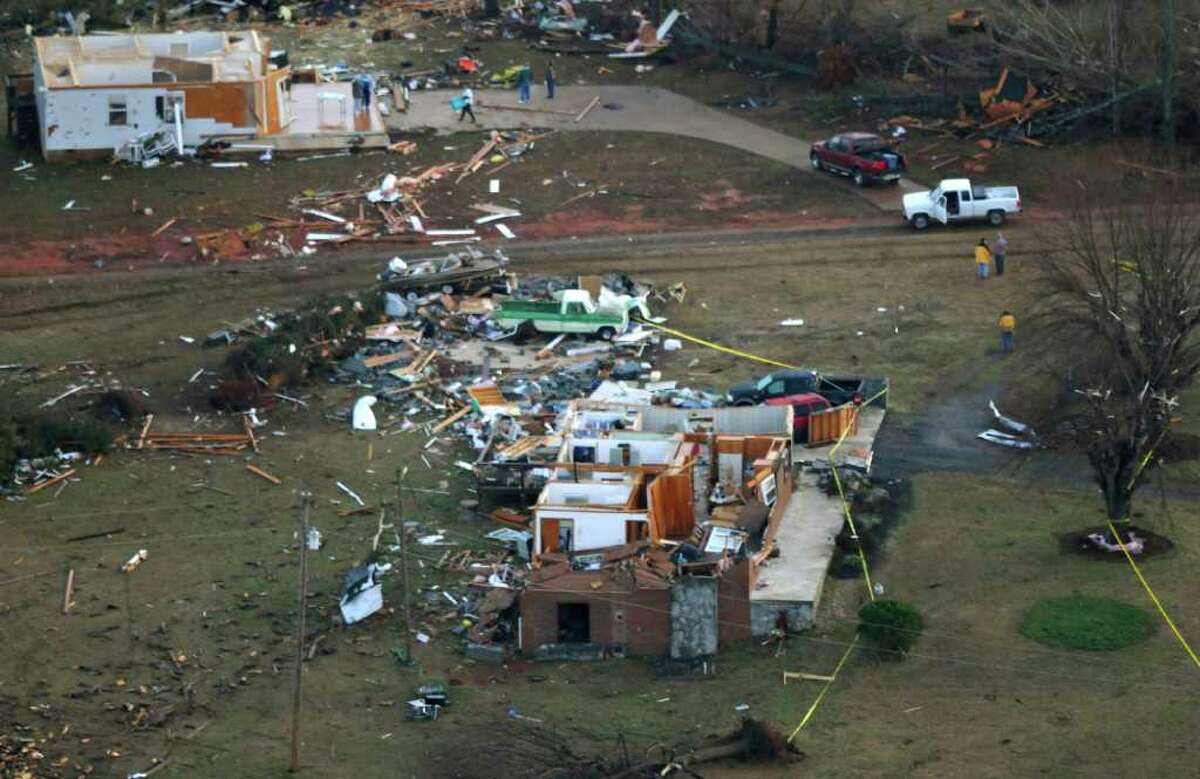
[0,210,881,277]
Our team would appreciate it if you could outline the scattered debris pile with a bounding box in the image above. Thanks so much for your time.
[978,400,1037,449]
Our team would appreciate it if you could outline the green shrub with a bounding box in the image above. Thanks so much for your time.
[21,417,113,457]
[0,411,18,478]
[858,599,923,658]
[1020,596,1154,651]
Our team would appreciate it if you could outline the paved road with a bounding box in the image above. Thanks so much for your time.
[390,85,923,212]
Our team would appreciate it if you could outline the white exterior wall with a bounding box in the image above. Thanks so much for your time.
[533,509,648,553]
[39,85,252,156]
[41,86,159,153]
[543,481,632,505]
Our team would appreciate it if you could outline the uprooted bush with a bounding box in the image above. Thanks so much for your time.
[1,412,114,485]
[858,599,923,659]
[219,293,384,394]
[93,389,146,422]
[21,417,114,459]
[0,410,18,479]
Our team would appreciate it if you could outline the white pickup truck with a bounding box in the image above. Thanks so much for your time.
[902,178,1022,230]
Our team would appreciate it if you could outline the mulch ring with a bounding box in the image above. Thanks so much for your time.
[1058,525,1174,562]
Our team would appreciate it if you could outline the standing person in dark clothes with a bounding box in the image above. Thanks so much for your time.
[994,232,1009,276]
[544,61,556,99]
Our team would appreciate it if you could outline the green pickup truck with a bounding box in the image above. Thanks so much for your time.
[494,290,629,340]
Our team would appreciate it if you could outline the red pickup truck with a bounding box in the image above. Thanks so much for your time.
[765,392,833,441]
[809,132,906,187]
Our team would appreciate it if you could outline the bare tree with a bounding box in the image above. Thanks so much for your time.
[1037,177,1200,526]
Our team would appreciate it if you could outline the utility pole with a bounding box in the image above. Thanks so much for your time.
[1161,0,1176,147]
[289,493,310,773]
[395,470,414,664]
[1108,0,1121,137]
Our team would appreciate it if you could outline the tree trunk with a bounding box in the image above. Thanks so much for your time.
[1106,488,1133,523]
[765,0,780,50]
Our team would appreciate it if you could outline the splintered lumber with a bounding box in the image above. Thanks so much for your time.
[492,507,531,526]
[431,405,471,434]
[137,414,155,449]
[140,429,253,456]
[243,416,260,453]
[152,217,179,237]
[25,469,76,495]
[783,671,835,684]
[537,334,566,359]
[574,96,601,123]
[362,351,414,369]
[246,464,282,485]
[456,134,502,184]
[63,569,76,614]
[498,436,546,459]
[476,101,575,117]
[381,379,432,397]
[467,383,506,406]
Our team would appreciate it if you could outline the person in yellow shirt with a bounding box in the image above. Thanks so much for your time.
[975,238,992,280]
[998,310,1016,353]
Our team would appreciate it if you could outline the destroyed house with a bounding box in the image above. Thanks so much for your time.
[31,31,386,161]
[519,403,807,658]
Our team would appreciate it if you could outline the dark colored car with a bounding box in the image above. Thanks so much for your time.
[765,392,833,441]
[809,132,906,187]
[726,369,888,409]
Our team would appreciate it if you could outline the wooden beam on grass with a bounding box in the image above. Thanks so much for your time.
[25,469,76,495]
[246,464,282,485]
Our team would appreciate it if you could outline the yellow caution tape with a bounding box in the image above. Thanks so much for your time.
[787,634,859,743]
[1105,432,1199,668]
[1105,519,1200,669]
[828,387,889,601]
[640,321,799,370]
[830,466,875,601]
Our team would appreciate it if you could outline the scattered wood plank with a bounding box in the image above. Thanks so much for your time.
[477,102,575,117]
[151,217,179,237]
[243,415,260,454]
[431,405,471,434]
[783,671,835,684]
[62,569,76,614]
[362,351,413,369]
[930,155,961,170]
[137,414,155,449]
[40,384,88,408]
[574,95,601,123]
[25,469,76,495]
[537,334,566,359]
[1116,159,1180,177]
[246,464,282,485]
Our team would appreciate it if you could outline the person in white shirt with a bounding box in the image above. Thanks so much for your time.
[459,87,476,123]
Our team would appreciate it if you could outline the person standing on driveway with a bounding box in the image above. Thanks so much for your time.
[517,66,533,104]
[975,238,992,280]
[994,232,1008,276]
[544,61,556,99]
[458,86,476,123]
[998,310,1016,353]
